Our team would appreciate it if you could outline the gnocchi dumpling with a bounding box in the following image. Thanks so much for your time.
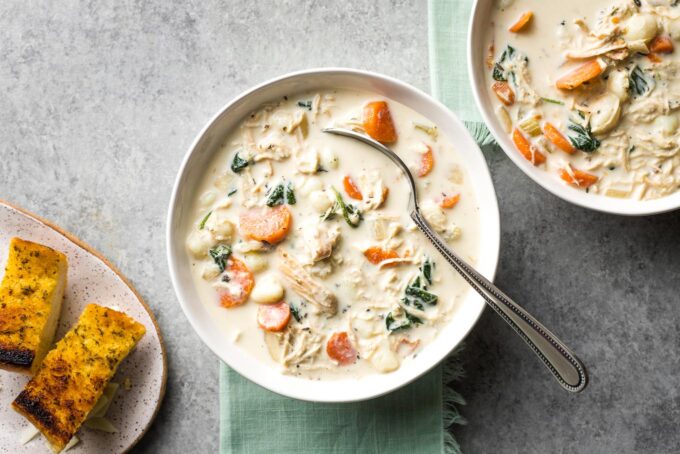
[243,252,269,273]
[250,274,285,304]
[653,116,679,137]
[309,190,334,213]
[624,14,658,43]
[369,339,400,373]
[607,70,630,102]
[589,94,622,134]
[186,229,216,258]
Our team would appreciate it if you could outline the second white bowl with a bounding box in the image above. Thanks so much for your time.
[467,0,680,216]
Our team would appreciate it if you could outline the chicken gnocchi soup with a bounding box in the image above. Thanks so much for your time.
[487,0,680,200]
[185,90,481,378]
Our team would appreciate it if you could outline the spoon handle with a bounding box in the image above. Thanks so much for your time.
[411,211,588,393]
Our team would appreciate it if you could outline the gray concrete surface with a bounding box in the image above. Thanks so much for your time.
[1,1,678,452]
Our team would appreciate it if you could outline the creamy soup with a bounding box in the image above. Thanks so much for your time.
[486,0,680,200]
[184,89,481,379]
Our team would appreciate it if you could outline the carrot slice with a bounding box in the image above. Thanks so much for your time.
[556,59,606,90]
[543,122,576,154]
[438,193,461,209]
[326,332,357,365]
[512,128,546,165]
[509,11,533,33]
[364,247,400,266]
[363,101,397,143]
[257,301,291,332]
[418,146,435,177]
[239,205,292,244]
[649,36,674,54]
[560,166,598,189]
[491,81,516,106]
[648,53,662,64]
[343,175,363,200]
[218,257,255,308]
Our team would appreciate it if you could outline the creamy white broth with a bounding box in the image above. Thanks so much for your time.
[185,89,480,379]
[486,0,680,200]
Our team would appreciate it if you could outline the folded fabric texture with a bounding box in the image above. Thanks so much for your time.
[429,0,496,146]
[217,1,487,452]
[220,356,465,454]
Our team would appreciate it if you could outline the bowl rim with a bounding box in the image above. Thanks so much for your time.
[166,67,501,402]
[467,0,680,217]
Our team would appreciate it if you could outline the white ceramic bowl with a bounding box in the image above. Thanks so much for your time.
[468,0,680,216]
[167,68,500,402]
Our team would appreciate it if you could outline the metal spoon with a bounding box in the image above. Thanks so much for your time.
[323,127,588,393]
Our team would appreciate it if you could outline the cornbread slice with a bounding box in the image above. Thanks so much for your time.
[12,304,146,453]
[0,237,67,375]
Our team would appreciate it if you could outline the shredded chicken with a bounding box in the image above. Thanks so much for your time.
[504,52,541,106]
[251,131,293,161]
[299,222,341,265]
[265,324,324,368]
[277,248,337,316]
[357,170,389,211]
[285,111,308,137]
[237,168,259,208]
[421,200,461,242]
[295,148,320,174]
[567,38,627,60]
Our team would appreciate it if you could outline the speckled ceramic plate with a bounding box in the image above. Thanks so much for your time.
[0,200,166,453]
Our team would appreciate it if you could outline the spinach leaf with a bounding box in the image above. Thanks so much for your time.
[492,63,507,82]
[297,100,312,111]
[500,45,515,62]
[266,182,296,207]
[343,203,362,227]
[629,66,654,97]
[198,211,212,230]
[289,303,302,323]
[404,285,438,306]
[492,45,516,81]
[230,152,250,173]
[265,184,285,207]
[332,188,362,227]
[320,202,338,222]
[386,258,438,333]
[420,257,434,286]
[209,245,232,272]
[386,312,422,333]
[285,182,296,205]
[399,257,439,314]
[568,121,600,152]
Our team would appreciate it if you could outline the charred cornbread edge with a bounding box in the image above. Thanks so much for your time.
[11,304,146,452]
[0,238,68,375]
[0,346,34,366]
[0,199,167,453]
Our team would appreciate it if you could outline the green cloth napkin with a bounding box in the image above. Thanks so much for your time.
[220,358,464,454]
[218,1,485,453]
[429,0,495,145]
